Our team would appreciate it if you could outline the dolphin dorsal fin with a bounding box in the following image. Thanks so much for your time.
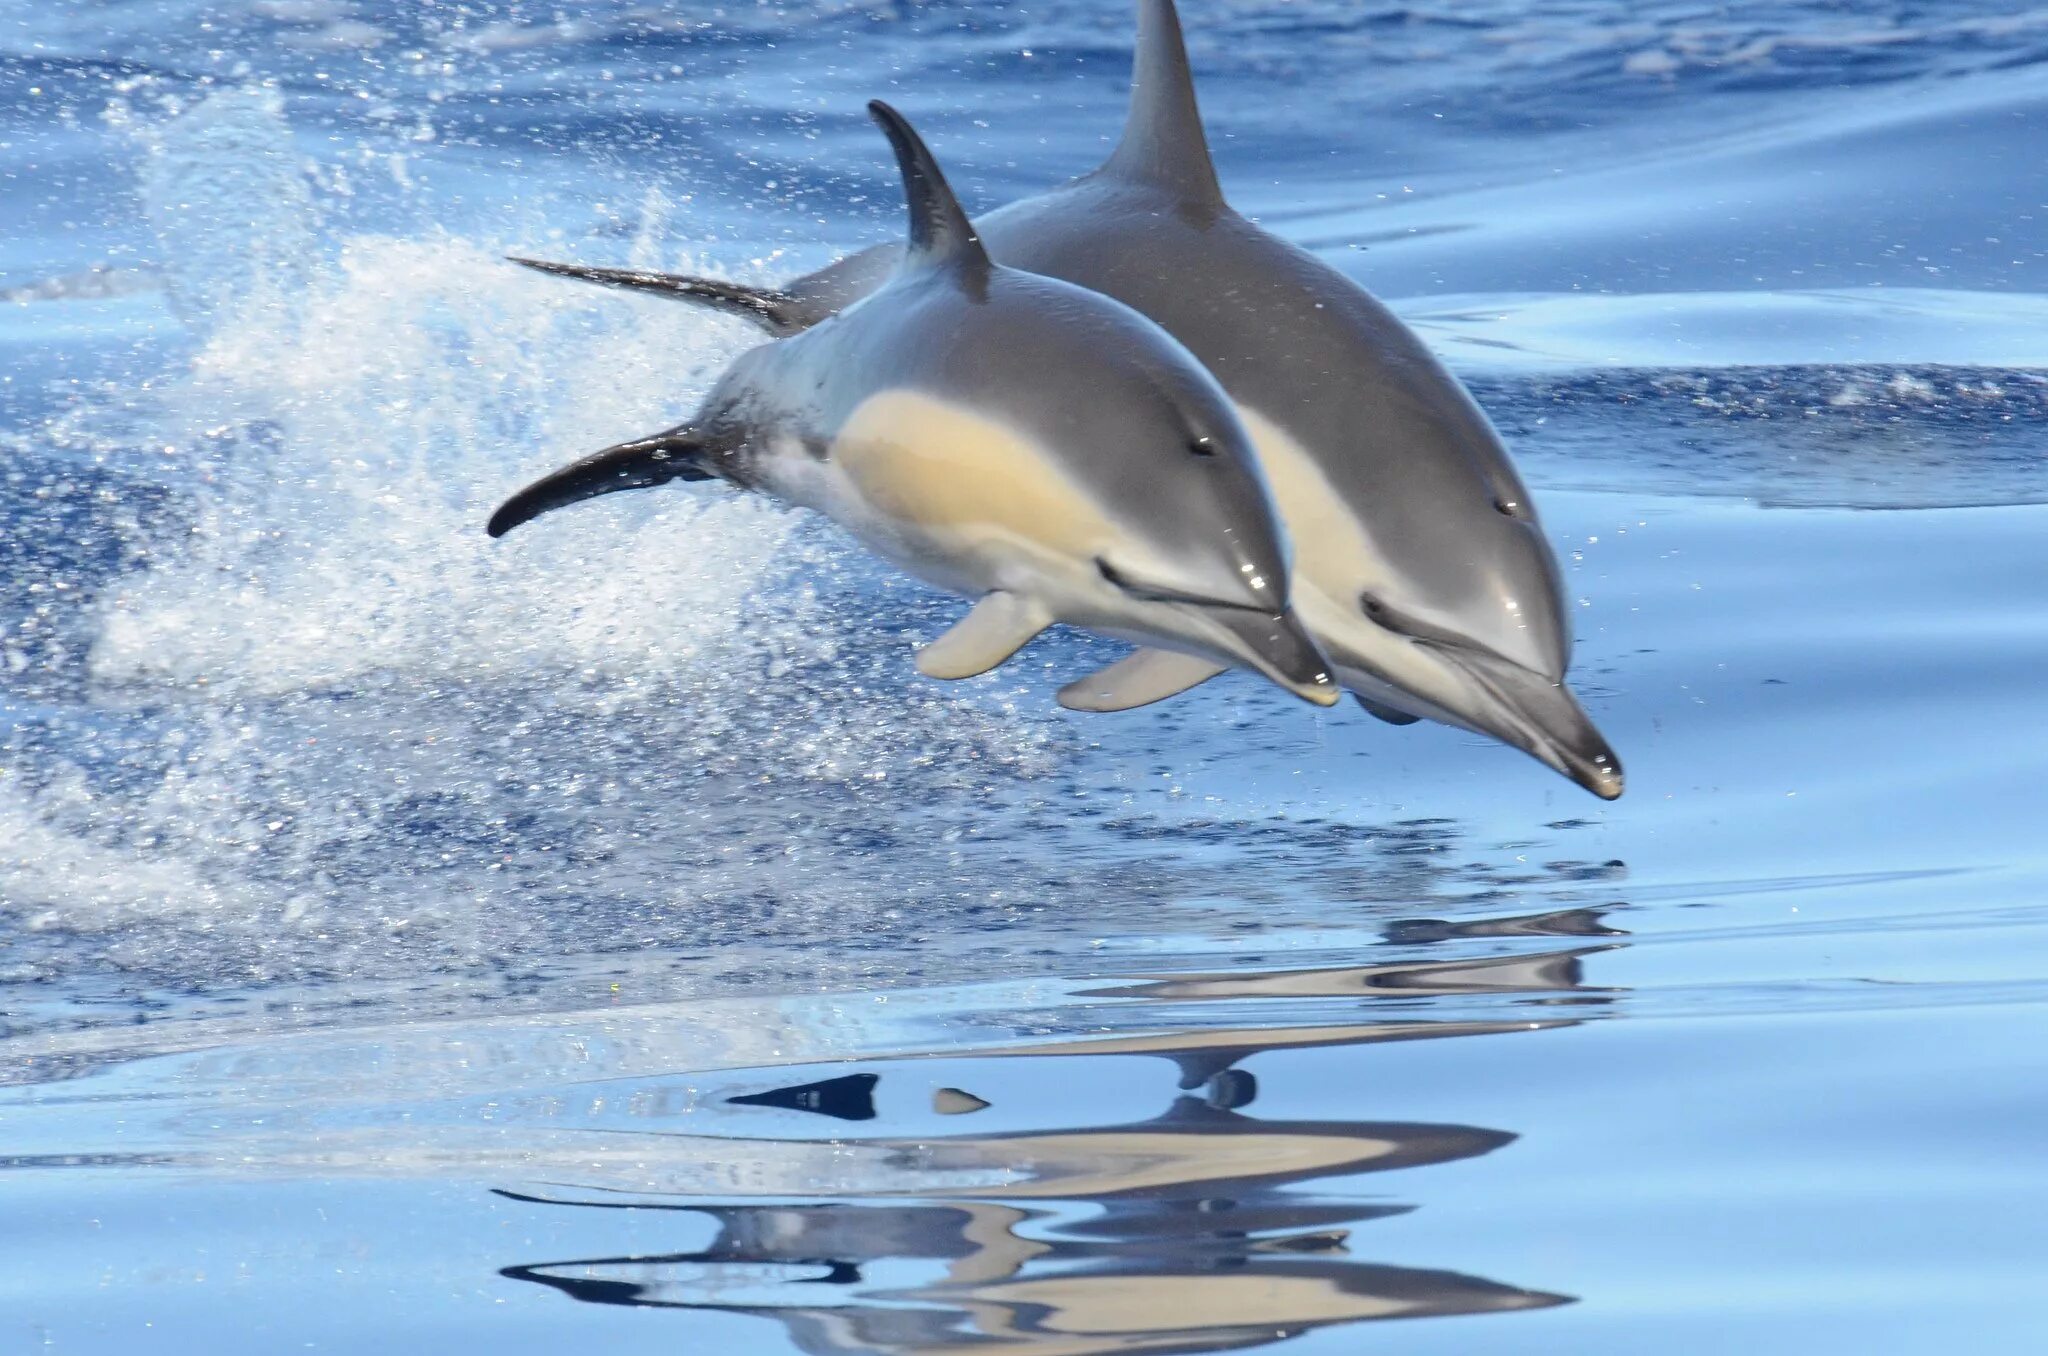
[867,100,991,285]
[1100,0,1222,204]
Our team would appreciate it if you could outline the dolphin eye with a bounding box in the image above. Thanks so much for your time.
[1188,437,1216,457]
[1494,497,1524,518]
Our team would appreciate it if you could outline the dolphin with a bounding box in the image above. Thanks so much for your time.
[509,0,1624,799]
[490,101,1340,712]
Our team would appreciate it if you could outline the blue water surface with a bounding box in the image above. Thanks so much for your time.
[3,2,2048,1352]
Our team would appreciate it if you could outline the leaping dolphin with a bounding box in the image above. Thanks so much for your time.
[491,101,1341,712]
[510,0,1624,799]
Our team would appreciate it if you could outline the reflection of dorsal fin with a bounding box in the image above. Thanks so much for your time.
[1151,1094,1250,1128]
[1099,0,1222,204]
[868,100,991,284]
[727,1072,879,1122]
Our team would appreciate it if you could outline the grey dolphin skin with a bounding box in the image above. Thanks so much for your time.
[511,0,1624,799]
[491,102,1340,712]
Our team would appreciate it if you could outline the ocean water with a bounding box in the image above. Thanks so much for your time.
[4,1,2047,1351]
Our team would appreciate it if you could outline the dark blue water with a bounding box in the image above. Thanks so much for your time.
[5,2,2048,1352]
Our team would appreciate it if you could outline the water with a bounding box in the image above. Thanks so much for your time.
[4,1,2047,1350]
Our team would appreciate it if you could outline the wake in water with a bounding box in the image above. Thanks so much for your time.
[2,89,1089,1003]
[6,63,2043,1012]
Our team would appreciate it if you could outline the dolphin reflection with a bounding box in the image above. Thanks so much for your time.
[995,921,1624,1092]
[494,912,1624,1351]
[499,1098,1569,1353]
[507,1235,1562,1356]
[1077,942,1621,1002]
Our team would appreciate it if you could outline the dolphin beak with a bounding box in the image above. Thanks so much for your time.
[1201,607,1342,708]
[1424,643,1625,799]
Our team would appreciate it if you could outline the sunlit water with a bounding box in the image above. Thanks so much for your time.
[4,2,2047,1352]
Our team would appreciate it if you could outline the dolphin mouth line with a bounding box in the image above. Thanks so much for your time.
[1416,639,1624,800]
[1195,605,1340,708]
[1088,558,1336,705]
[1095,557,1275,614]
[1361,594,1568,696]
[1357,593,1492,657]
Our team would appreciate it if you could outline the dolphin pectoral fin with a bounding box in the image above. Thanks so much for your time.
[486,429,713,539]
[1354,694,1421,726]
[915,592,1050,680]
[1057,649,1227,713]
[507,257,812,336]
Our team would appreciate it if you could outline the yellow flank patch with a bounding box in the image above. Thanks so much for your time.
[960,1271,1414,1335]
[945,1129,1395,1199]
[831,389,1115,557]
[1237,406,1386,598]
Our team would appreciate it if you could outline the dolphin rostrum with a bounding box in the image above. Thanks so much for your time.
[491,101,1340,713]
[509,0,1624,799]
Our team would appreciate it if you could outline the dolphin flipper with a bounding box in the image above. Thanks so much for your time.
[508,257,809,337]
[1355,694,1421,725]
[1058,648,1227,712]
[486,429,713,539]
[916,592,1051,680]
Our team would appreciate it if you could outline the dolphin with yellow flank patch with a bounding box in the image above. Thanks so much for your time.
[509,0,1623,799]
[490,101,1339,712]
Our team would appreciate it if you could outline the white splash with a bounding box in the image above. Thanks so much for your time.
[118,84,320,327]
[90,232,800,697]
[3,87,1069,996]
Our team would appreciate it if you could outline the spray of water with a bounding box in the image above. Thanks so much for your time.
[1,86,1073,1005]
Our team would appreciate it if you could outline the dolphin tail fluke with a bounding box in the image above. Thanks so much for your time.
[508,256,809,336]
[1099,0,1223,204]
[1058,648,1227,712]
[486,429,714,539]
[917,592,1052,679]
